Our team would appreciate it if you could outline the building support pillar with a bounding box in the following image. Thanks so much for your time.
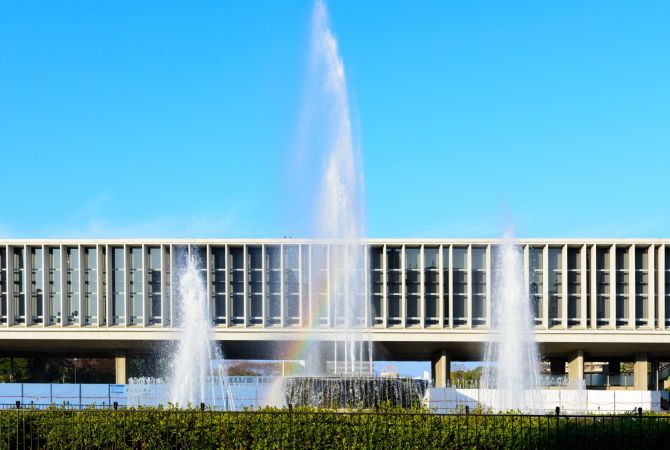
[431,350,450,388]
[115,351,127,384]
[567,351,584,382]
[634,352,649,390]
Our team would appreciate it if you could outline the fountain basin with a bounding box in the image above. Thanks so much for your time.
[283,376,428,409]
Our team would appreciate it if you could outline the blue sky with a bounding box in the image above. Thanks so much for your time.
[1,0,669,240]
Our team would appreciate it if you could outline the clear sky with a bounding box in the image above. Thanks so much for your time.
[1,0,669,240]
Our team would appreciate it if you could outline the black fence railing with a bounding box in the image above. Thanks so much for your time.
[0,405,669,449]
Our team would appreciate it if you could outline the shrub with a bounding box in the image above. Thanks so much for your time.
[0,406,668,449]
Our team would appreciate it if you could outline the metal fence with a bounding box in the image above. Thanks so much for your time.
[0,405,669,449]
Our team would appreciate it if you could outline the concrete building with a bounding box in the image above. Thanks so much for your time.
[0,239,669,388]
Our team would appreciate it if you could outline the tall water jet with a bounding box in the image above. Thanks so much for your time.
[481,231,542,411]
[169,251,234,409]
[303,0,371,375]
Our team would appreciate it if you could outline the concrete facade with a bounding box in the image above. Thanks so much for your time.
[0,239,669,387]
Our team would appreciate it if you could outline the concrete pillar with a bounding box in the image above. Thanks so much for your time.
[431,350,450,387]
[634,352,649,390]
[567,351,584,381]
[550,358,566,375]
[115,352,127,384]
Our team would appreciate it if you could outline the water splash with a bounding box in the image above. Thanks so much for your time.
[169,251,234,409]
[283,376,427,409]
[302,0,371,375]
[481,231,542,411]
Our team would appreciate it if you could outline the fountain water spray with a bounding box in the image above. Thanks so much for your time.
[169,250,234,409]
[481,231,542,411]
[305,0,371,375]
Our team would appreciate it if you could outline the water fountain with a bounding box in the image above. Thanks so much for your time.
[142,2,548,413]
[140,2,560,413]
[480,231,543,411]
[127,250,235,410]
[168,250,235,409]
[268,0,422,408]
[308,0,371,375]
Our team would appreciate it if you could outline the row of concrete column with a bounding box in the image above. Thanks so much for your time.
[550,352,652,390]
[113,349,658,389]
[430,350,655,390]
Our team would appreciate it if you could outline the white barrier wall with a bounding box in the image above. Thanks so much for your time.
[0,384,126,407]
[0,383,663,413]
[0,381,274,410]
[426,388,662,414]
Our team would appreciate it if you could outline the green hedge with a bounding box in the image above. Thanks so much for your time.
[1,406,668,449]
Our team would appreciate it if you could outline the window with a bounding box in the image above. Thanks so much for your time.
[301,245,310,326]
[567,247,581,327]
[128,247,143,325]
[311,245,329,327]
[452,247,468,326]
[443,247,450,326]
[0,248,6,324]
[405,247,420,326]
[65,247,80,325]
[386,247,401,326]
[596,247,611,327]
[529,246,543,326]
[147,247,161,325]
[548,247,562,327]
[471,247,486,326]
[370,246,384,326]
[665,247,670,328]
[13,247,25,324]
[211,247,225,325]
[266,246,281,326]
[615,247,630,327]
[30,247,43,324]
[424,247,439,327]
[284,246,300,327]
[354,246,367,329]
[48,248,61,325]
[654,247,660,329]
[247,246,262,325]
[161,246,168,327]
[84,247,98,325]
[111,247,125,325]
[586,247,591,327]
[635,247,649,327]
[229,247,244,325]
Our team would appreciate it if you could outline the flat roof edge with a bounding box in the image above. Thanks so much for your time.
[0,238,670,245]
